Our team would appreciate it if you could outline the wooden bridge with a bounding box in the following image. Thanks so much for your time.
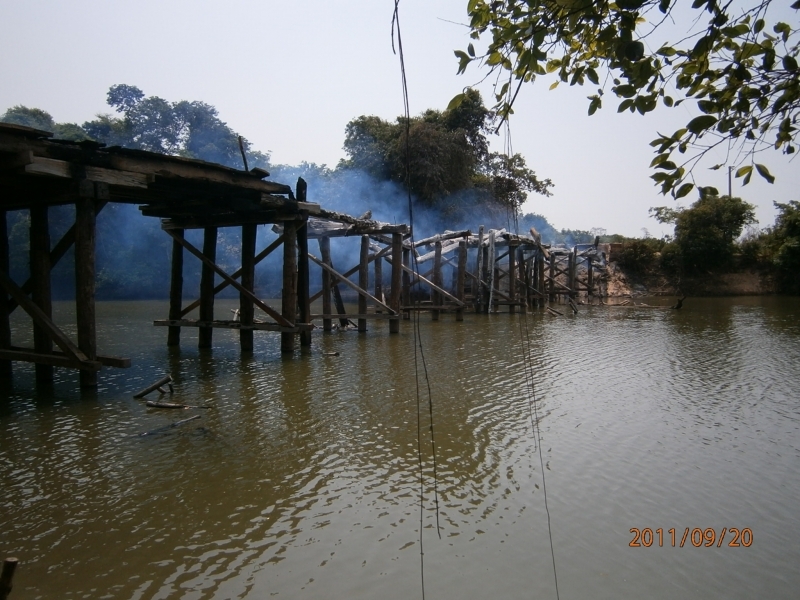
[0,123,603,391]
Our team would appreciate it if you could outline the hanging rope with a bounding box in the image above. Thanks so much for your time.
[391,3,441,598]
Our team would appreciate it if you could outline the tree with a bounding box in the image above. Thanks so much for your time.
[767,199,800,291]
[83,85,269,170]
[453,0,800,198]
[1,105,90,141]
[651,194,757,272]
[340,89,552,210]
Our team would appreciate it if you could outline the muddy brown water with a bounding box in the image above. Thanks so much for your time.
[1,297,799,599]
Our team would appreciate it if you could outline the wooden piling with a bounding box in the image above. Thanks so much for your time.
[297,218,311,347]
[568,248,577,299]
[586,255,594,300]
[432,241,442,321]
[548,252,556,303]
[538,251,545,308]
[198,227,217,349]
[0,211,11,380]
[281,221,297,352]
[358,235,369,332]
[240,223,256,351]
[402,247,411,320]
[508,241,517,315]
[456,239,466,322]
[318,236,333,331]
[0,557,18,600]
[389,233,402,333]
[518,247,527,314]
[167,228,184,347]
[475,225,484,313]
[75,196,97,388]
[374,246,383,307]
[30,205,53,383]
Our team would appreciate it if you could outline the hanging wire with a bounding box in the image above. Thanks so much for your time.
[502,84,561,598]
[391,3,442,598]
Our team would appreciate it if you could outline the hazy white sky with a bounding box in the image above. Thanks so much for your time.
[1,0,797,236]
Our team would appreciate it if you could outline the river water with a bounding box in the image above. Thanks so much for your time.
[1,297,799,599]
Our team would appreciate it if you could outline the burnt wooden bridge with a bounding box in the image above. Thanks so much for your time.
[0,123,602,390]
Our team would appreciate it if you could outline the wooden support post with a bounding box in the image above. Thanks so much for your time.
[538,252,545,308]
[75,197,97,388]
[402,247,411,320]
[281,221,297,352]
[518,248,527,314]
[586,255,594,301]
[358,235,369,332]
[167,229,184,347]
[297,217,311,347]
[374,247,383,308]
[30,205,53,383]
[548,252,556,303]
[0,557,18,600]
[432,241,442,321]
[482,237,490,314]
[475,225,484,313]
[508,242,517,315]
[456,239,466,322]
[0,212,11,381]
[389,233,402,333]
[318,236,333,331]
[240,223,257,351]
[198,227,217,349]
[568,248,577,299]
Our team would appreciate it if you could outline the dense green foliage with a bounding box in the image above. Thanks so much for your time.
[651,194,757,273]
[454,0,799,198]
[1,85,269,170]
[340,89,553,214]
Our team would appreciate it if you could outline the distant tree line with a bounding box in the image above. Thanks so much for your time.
[1,86,563,299]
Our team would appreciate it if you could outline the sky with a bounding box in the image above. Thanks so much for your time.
[1,0,797,237]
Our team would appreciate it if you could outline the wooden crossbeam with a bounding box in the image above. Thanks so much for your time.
[0,269,93,366]
[154,319,309,332]
[308,253,396,314]
[7,346,128,368]
[179,233,285,317]
[165,230,294,328]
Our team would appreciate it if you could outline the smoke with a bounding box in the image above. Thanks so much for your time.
[5,166,564,303]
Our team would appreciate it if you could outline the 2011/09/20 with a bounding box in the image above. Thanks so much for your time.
[629,527,753,548]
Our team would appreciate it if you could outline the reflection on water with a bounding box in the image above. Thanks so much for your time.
[1,297,799,599]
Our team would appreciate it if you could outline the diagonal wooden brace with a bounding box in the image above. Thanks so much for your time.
[179,233,285,317]
[165,230,293,328]
[308,253,396,314]
[0,269,92,366]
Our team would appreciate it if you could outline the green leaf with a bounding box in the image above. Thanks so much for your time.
[617,98,635,112]
[446,93,466,112]
[588,95,602,116]
[659,0,671,13]
[754,19,765,33]
[687,115,718,134]
[782,55,798,71]
[467,43,476,58]
[586,68,599,85]
[663,96,674,107]
[614,84,637,98]
[791,1,800,9]
[675,183,694,199]
[755,163,775,183]
[735,165,753,178]
[454,50,472,75]
[549,80,560,90]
